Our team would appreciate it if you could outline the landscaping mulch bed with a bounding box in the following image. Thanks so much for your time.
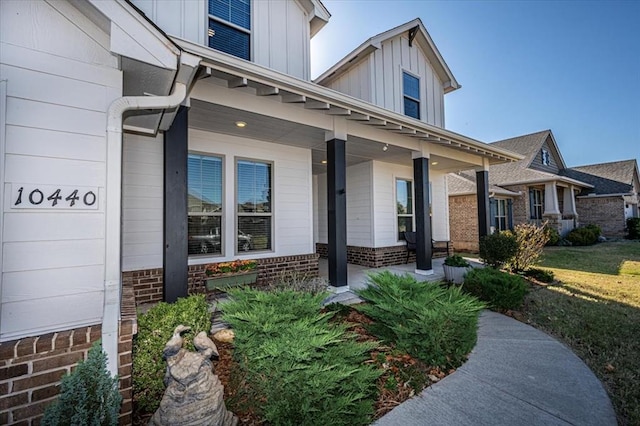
[211,305,454,425]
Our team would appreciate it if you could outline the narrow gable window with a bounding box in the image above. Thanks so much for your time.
[208,0,251,60]
[188,154,223,256]
[396,179,414,240]
[541,149,550,166]
[403,72,420,120]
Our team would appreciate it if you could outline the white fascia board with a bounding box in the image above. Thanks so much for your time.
[509,176,594,189]
[577,193,628,199]
[314,44,379,84]
[174,37,521,163]
[87,0,179,70]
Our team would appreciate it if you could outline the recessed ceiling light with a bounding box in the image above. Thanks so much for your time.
[321,160,327,164]
[235,121,247,128]
[431,161,439,166]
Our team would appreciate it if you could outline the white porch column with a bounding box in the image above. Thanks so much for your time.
[544,182,560,215]
[563,185,578,217]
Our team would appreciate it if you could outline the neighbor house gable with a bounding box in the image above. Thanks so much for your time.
[563,159,640,196]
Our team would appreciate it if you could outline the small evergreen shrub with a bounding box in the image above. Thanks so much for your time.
[567,225,600,246]
[42,341,121,426]
[444,254,470,267]
[222,289,380,426]
[133,295,211,413]
[507,223,550,273]
[356,272,484,368]
[545,226,560,246]
[479,232,518,268]
[524,268,555,283]
[627,217,640,240]
[463,268,528,311]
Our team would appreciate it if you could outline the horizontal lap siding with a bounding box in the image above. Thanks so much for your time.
[0,0,122,341]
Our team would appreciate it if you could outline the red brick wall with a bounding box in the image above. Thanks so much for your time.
[448,195,479,252]
[0,287,137,425]
[125,253,320,305]
[316,243,450,268]
[576,196,626,238]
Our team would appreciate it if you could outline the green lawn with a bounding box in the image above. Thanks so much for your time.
[522,241,640,426]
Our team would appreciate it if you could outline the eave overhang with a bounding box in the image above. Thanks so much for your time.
[173,37,521,165]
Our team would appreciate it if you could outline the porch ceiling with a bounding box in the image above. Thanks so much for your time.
[189,99,474,175]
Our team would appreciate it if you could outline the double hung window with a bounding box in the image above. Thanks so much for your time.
[530,189,544,220]
[396,179,414,240]
[237,159,272,252]
[495,199,508,231]
[208,0,251,60]
[188,154,223,256]
[403,72,421,120]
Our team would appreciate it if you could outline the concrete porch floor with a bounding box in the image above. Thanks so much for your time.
[318,257,451,305]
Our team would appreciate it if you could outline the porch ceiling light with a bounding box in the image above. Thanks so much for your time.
[432,161,439,165]
[235,121,247,128]
[383,143,389,152]
[321,160,327,164]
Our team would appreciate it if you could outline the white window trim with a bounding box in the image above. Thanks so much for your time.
[531,188,544,220]
[541,149,550,166]
[401,69,421,120]
[206,0,252,60]
[235,157,274,255]
[395,177,414,241]
[188,151,225,258]
[495,198,508,231]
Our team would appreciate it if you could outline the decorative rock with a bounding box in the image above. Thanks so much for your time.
[213,329,235,343]
[149,326,238,426]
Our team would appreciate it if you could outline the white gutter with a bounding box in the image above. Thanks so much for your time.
[102,49,200,375]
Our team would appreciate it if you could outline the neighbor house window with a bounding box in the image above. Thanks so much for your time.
[530,189,544,220]
[495,199,508,231]
[208,0,251,60]
[541,149,550,166]
[237,159,272,252]
[403,72,420,119]
[188,154,223,256]
[397,179,414,240]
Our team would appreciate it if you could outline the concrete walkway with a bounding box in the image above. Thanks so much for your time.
[374,310,617,426]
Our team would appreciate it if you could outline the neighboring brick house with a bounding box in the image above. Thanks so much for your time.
[562,160,640,238]
[448,130,594,251]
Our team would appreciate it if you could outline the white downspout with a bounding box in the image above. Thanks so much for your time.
[103,81,187,376]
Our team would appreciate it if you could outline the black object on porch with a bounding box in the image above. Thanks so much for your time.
[163,106,189,302]
[327,138,348,287]
[413,157,432,271]
[476,170,491,239]
[404,231,451,263]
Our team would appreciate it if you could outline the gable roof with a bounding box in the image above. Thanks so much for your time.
[314,18,460,93]
[489,129,567,170]
[561,160,639,195]
[448,173,519,197]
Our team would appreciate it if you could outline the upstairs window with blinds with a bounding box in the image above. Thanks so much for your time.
[403,72,421,120]
[188,154,223,256]
[208,0,251,60]
[396,179,414,240]
[237,159,272,252]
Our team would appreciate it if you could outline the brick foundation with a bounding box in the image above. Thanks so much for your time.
[0,318,136,425]
[316,243,450,268]
[124,253,320,305]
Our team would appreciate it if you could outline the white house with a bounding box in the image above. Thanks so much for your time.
[0,0,520,423]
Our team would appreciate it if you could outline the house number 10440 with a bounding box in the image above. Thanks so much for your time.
[11,184,99,210]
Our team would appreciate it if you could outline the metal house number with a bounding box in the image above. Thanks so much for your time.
[11,184,99,210]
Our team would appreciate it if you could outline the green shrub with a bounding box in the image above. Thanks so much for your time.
[507,223,550,273]
[222,289,380,426]
[463,268,528,311]
[627,218,640,240]
[479,232,518,268]
[42,341,121,426]
[444,254,470,267]
[133,295,211,413]
[567,225,600,246]
[545,226,560,246]
[356,272,484,368]
[524,268,555,283]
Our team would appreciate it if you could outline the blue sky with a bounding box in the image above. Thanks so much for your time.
[310,0,640,169]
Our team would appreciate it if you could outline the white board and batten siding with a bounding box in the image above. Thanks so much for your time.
[0,1,123,341]
[325,35,446,128]
[121,129,315,272]
[315,161,374,247]
[131,0,313,80]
